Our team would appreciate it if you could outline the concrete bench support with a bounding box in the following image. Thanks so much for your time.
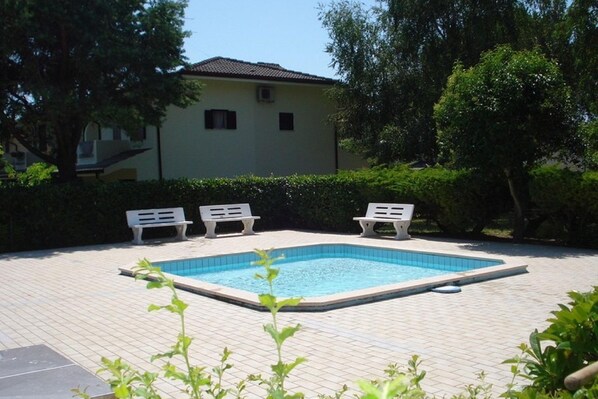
[126,207,192,245]
[353,203,414,240]
[199,203,260,238]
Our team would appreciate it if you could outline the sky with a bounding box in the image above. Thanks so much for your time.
[182,1,378,79]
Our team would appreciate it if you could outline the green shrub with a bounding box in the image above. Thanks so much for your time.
[344,166,510,234]
[505,286,598,395]
[1,167,596,253]
[580,120,598,170]
[285,174,369,232]
[529,167,598,246]
[15,162,57,186]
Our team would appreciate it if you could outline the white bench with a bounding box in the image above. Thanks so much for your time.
[353,203,414,240]
[199,203,260,238]
[126,207,192,245]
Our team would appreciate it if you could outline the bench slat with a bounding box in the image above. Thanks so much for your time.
[354,203,414,240]
[199,203,259,238]
[126,207,192,244]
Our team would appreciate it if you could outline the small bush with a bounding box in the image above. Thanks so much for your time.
[505,286,598,395]
[15,162,57,186]
[529,167,598,246]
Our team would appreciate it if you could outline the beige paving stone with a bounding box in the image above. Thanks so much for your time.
[1,230,596,398]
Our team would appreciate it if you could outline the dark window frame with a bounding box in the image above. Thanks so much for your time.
[279,112,294,131]
[205,109,237,130]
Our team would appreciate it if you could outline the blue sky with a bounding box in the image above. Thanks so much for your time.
[183,1,378,79]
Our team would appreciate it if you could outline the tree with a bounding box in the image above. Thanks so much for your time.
[320,0,523,164]
[434,45,577,241]
[566,0,597,119]
[0,144,15,178]
[519,0,597,119]
[0,0,201,182]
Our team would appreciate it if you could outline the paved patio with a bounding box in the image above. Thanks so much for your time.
[1,230,596,398]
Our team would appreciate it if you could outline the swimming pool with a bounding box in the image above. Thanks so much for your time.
[120,243,527,311]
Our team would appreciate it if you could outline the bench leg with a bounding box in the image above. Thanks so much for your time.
[358,220,377,237]
[392,221,411,240]
[204,221,217,238]
[131,227,144,245]
[241,219,256,235]
[175,225,189,241]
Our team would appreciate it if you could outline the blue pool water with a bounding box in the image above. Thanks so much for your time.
[156,244,503,298]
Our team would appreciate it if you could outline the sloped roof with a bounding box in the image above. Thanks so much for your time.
[76,148,149,174]
[183,57,336,85]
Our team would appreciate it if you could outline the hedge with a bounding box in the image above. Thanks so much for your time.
[529,166,598,246]
[0,166,595,253]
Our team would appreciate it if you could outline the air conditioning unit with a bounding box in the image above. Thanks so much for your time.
[257,86,274,103]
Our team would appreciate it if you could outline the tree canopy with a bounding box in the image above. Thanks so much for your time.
[320,0,595,166]
[434,45,577,240]
[0,0,201,182]
[320,0,523,164]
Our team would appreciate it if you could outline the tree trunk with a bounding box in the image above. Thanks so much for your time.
[504,168,528,242]
[55,121,83,183]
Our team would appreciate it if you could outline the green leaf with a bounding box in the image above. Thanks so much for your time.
[278,325,302,344]
[113,383,130,399]
[147,304,163,312]
[146,281,164,289]
[263,323,279,343]
[259,294,277,310]
[171,297,188,313]
[284,393,305,399]
[284,357,307,375]
[277,298,303,309]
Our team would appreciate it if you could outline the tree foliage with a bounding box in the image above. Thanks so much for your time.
[321,0,596,166]
[320,0,523,164]
[520,0,597,118]
[434,45,577,240]
[0,0,201,182]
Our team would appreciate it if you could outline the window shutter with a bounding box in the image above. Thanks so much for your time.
[205,110,214,129]
[226,111,237,130]
[279,112,294,130]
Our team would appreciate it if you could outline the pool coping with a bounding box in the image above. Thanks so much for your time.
[119,242,528,312]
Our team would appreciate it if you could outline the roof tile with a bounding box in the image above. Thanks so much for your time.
[184,57,336,85]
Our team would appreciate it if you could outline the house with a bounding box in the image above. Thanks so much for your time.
[3,57,365,181]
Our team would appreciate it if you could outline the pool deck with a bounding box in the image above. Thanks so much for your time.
[1,230,596,397]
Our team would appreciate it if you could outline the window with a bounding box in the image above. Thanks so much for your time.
[205,109,237,129]
[279,112,294,131]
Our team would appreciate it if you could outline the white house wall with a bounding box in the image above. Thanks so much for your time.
[108,126,160,181]
[158,78,337,179]
[253,83,336,176]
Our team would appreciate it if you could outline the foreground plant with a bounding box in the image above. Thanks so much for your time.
[354,356,427,399]
[503,286,598,398]
[74,258,244,399]
[247,249,305,398]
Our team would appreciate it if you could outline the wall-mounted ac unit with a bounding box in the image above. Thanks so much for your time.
[257,86,274,103]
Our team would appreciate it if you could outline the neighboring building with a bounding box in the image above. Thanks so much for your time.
[3,57,366,181]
